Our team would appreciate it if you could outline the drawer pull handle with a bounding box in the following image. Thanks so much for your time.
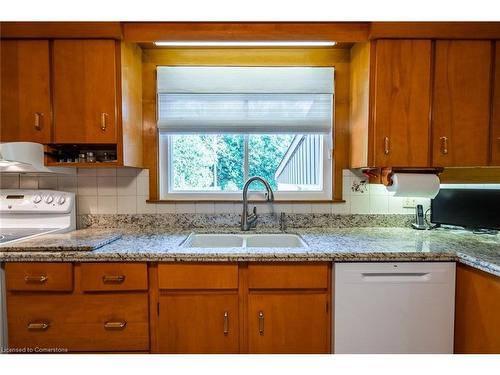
[223,311,229,336]
[384,137,390,155]
[24,275,48,284]
[258,311,264,336]
[27,321,50,331]
[102,275,126,283]
[440,136,449,155]
[104,321,127,329]
[34,112,43,131]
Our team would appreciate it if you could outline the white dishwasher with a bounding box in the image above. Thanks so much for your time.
[334,262,455,354]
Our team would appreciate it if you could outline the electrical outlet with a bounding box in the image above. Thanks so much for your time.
[402,198,417,208]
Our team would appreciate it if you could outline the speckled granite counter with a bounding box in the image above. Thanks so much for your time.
[0,229,121,252]
[1,227,498,277]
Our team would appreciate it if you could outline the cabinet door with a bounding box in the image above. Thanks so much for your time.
[455,264,500,353]
[158,294,239,353]
[374,40,432,167]
[432,41,492,167]
[248,293,329,354]
[52,40,117,144]
[491,41,500,166]
[0,40,52,143]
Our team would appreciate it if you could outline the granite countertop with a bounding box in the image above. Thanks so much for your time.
[0,229,122,252]
[0,227,498,277]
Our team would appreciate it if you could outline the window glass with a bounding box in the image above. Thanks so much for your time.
[168,134,323,193]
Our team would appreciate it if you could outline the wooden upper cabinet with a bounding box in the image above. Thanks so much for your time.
[373,40,432,167]
[491,41,500,166]
[432,40,492,167]
[0,40,52,143]
[52,39,117,144]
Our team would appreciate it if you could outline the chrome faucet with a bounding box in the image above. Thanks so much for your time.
[241,176,274,231]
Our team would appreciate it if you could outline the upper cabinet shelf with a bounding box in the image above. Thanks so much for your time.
[350,39,500,169]
[0,38,143,168]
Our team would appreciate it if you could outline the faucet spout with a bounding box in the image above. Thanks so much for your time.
[241,176,274,231]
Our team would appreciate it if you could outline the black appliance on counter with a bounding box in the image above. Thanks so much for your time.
[431,188,500,231]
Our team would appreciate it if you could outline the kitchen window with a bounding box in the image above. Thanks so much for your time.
[158,67,334,200]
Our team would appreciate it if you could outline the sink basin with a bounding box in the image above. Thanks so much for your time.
[184,234,244,248]
[182,233,307,248]
[245,234,307,248]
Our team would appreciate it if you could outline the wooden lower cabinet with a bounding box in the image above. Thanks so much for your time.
[247,293,330,354]
[454,264,500,353]
[8,293,149,352]
[158,294,239,354]
[6,262,331,353]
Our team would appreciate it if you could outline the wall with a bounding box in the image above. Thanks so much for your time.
[2,168,498,217]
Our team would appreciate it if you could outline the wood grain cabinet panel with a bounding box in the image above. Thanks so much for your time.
[0,40,52,143]
[247,293,330,354]
[373,40,432,167]
[5,263,73,292]
[491,41,500,165]
[158,263,238,290]
[432,40,492,167]
[158,294,239,353]
[7,293,149,352]
[454,264,500,353]
[80,263,148,292]
[52,39,117,144]
[248,263,329,290]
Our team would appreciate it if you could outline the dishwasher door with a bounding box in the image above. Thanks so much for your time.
[334,262,455,354]
[0,264,6,352]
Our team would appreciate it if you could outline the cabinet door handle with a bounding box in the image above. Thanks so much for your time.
[24,275,48,284]
[258,311,264,336]
[223,311,229,336]
[101,112,108,131]
[34,112,43,131]
[440,136,449,155]
[27,321,50,331]
[384,137,390,155]
[102,275,126,283]
[104,320,127,329]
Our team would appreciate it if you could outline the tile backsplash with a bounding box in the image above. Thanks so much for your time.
[1,168,499,216]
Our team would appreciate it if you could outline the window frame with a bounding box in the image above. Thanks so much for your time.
[158,133,332,201]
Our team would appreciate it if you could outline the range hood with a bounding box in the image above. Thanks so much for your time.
[0,142,74,174]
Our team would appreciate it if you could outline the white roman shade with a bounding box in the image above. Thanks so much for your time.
[157,67,334,134]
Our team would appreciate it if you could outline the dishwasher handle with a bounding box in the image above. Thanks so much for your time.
[361,272,430,283]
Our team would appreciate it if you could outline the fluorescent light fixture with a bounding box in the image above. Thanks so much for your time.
[154,41,337,47]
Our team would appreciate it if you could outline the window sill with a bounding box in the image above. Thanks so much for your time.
[147,199,346,204]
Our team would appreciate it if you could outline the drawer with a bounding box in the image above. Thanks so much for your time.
[7,293,149,352]
[80,263,148,292]
[158,263,238,290]
[248,263,329,290]
[5,263,73,292]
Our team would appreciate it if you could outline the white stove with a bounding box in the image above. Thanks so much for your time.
[0,189,76,245]
[0,189,75,351]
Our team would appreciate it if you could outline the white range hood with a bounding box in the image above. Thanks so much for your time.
[0,142,74,174]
